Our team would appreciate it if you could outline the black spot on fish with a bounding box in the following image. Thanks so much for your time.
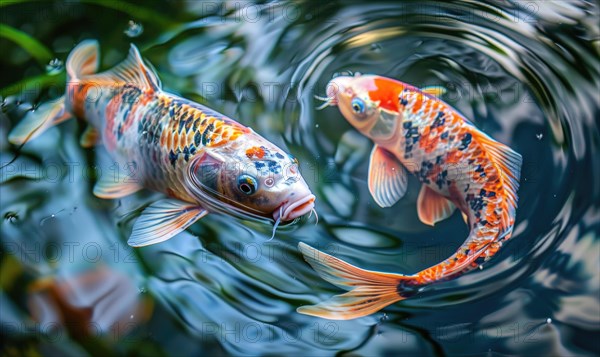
[403,121,412,129]
[435,170,448,189]
[178,117,186,134]
[201,123,214,145]
[169,150,178,166]
[440,131,449,140]
[399,97,408,106]
[458,133,472,151]
[275,152,284,159]
[430,111,445,129]
[267,160,281,174]
[405,127,419,138]
[469,196,484,212]
[194,132,201,147]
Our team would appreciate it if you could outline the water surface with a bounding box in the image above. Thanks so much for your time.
[1,1,599,356]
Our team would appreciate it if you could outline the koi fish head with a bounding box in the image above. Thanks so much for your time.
[323,74,407,141]
[187,136,315,223]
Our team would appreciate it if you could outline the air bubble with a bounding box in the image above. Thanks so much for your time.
[125,20,143,38]
[46,58,63,74]
[536,133,543,140]
[4,212,18,223]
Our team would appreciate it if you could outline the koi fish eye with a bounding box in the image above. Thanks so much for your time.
[351,98,366,114]
[238,174,257,195]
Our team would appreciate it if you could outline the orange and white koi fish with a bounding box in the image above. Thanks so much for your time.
[8,40,316,246]
[297,74,521,320]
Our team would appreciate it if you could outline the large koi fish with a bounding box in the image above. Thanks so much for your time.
[9,40,316,247]
[297,74,521,320]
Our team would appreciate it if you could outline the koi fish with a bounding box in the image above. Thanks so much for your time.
[8,40,316,247]
[298,74,521,320]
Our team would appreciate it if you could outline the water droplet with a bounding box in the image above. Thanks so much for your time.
[315,124,319,128]
[130,315,134,319]
[370,43,382,52]
[124,20,143,38]
[380,313,388,321]
[4,212,18,223]
[40,209,64,226]
[553,194,557,198]
[546,318,552,324]
[479,265,484,270]
[138,287,146,293]
[536,133,543,140]
[46,58,63,74]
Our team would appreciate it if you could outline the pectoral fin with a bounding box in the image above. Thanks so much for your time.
[417,185,456,226]
[93,164,143,199]
[128,199,208,247]
[368,145,407,208]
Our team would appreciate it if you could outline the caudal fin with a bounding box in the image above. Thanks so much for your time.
[8,40,100,145]
[8,96,70,145]
[297,242,415,320]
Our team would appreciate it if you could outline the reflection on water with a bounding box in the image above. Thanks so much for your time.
[1,1,598,356]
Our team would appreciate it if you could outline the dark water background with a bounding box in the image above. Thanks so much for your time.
[1,1,599,356]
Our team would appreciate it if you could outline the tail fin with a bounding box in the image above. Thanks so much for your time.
[8,96,70,145]
[66,40,100,81]
[8,40,100,145]
[297,242,414,320]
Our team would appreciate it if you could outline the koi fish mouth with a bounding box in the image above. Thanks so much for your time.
[315,76,355,109]
[273,194,316,222]
[325,83,340,105]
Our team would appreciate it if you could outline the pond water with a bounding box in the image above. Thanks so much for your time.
[1,1,598,356]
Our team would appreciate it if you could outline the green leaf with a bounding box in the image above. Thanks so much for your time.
[0,24,53,65]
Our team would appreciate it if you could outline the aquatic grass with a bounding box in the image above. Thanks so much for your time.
[0,72,65,98]
[0,24,53,65]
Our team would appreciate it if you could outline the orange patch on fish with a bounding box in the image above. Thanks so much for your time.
[246,146,265,159]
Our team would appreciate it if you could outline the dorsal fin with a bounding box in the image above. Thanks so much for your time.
[473,131,522,235]
[96,44,161,92]
[66,40,100,81]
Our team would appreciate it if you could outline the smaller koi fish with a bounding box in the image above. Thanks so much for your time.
[297,74,522,320]
[8,40,316,246]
